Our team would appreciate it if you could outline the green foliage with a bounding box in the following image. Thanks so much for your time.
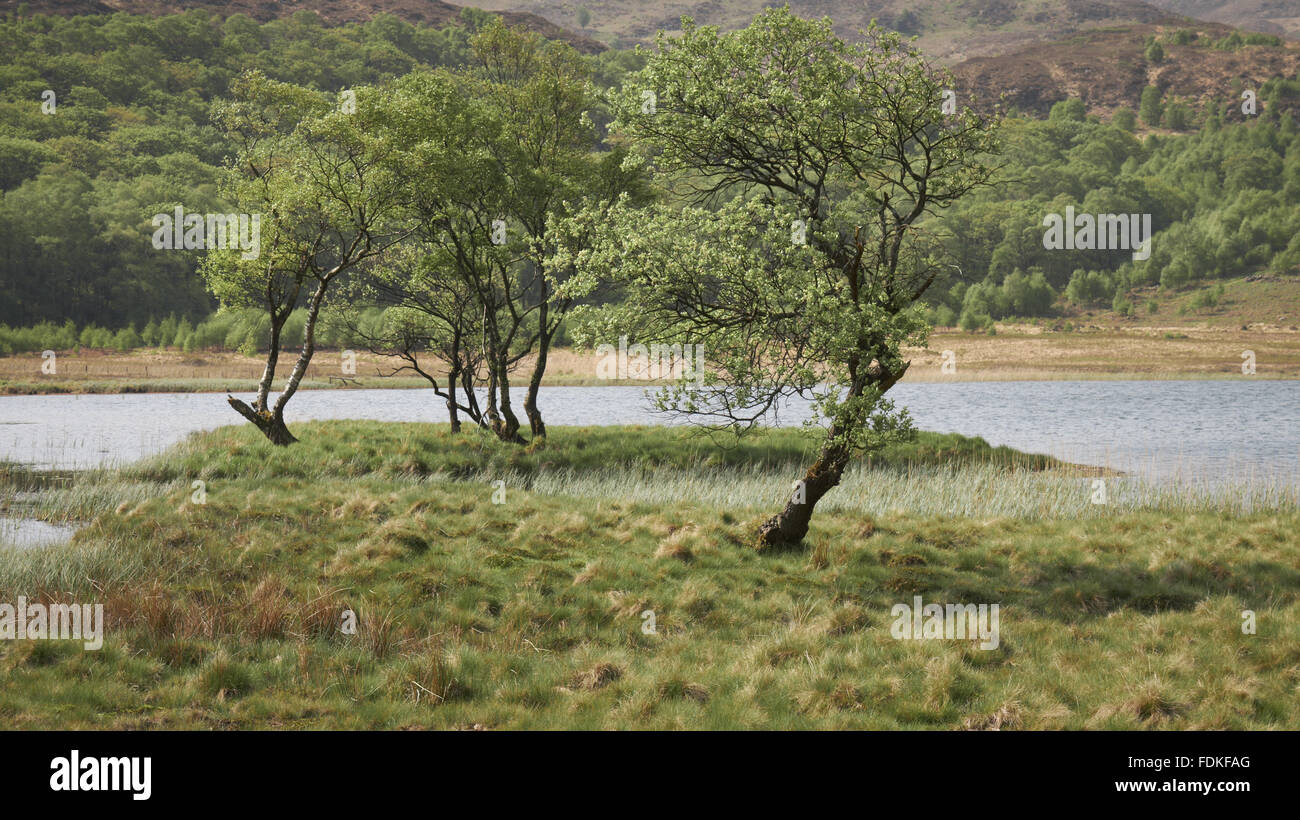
[1049,98,1086,122]
[930,304,958,328]
[0,10,591,328]
[567,9,999,465]
[959,269,1056,320]
[1189,282,1226,310]
[6,8,1300,341]
[1213,31,1283,51]
[958,307,992,333]
[1140,85,1163,127]
[0,320,77,354]
[1162,101,1192,131]
[935,97,1300,315]
[112,324,141,352]
[0,307,394,354]
[140,319,159,347]
[1065,269,1115,306]
[1111,287,1132,316]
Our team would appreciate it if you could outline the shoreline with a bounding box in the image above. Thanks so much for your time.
[3,370,1299,396]
[3,323,1300,394]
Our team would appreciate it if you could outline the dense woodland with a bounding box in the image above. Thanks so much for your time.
[2,7,1300,353]
[0,8,641,337]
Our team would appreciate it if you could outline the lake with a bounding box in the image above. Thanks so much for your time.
[0,381,1297,484]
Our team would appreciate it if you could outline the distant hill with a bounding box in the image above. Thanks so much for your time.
[471,0,1187,61]
[0,0,608,53]
[951,20,1300,118]
[1145,0,1300,40]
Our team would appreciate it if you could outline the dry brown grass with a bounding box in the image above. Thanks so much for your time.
[572,661,623,691]
[654,525,697,562]
[6,323,1299,393]
[0,346,607,391]
[905,325,1300,381]
[963,701,1025,731]
[243,575,292,640]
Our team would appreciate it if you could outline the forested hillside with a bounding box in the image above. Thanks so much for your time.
[0,9,637,330]
[931,98,1300,329]
[1,6,1299,351]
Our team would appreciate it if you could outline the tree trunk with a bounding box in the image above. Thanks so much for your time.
[227,396,298,446]
[756,433,850,548]
[756,360,910,549]
[523,323,550,440]
[271,281,327,420]
[445,366,461,433]
[227,311,298,445]
[256,317,284,410]
[484,359,501,428]
[458,365,486,429]
[226,282,329,447]
[493,355,526,444]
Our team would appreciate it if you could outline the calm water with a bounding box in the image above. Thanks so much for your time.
[0,516,78,549]
[0,381,1297,484]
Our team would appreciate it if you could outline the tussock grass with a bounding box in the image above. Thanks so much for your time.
[525,463,1300,518]
[118,420,1067,483]
[0,421,1296,729]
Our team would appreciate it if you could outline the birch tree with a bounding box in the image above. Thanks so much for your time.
[364,24,646,444]
[202,72,407,445]
[562,10,1001,546]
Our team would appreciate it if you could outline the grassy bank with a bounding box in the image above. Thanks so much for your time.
[1,422,1297,729]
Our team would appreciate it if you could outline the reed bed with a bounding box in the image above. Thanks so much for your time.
[510,462,1300,518]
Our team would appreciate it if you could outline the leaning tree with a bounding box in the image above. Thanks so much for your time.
[561,9,1001,547]
[202,72,408,445]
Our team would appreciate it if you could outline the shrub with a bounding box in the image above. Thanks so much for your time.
[932,304,957,328]
[1140,86,1163,127]
[113,325,141,352]
[959,308,991,333]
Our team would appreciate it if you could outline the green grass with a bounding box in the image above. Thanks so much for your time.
[119,422,1069,482]
[528,462,1300,518]
[0,421,1297,729]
